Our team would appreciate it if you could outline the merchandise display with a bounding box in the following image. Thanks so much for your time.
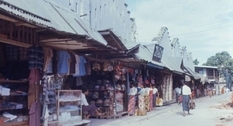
[57,90,83,125]
[0,80,29,125]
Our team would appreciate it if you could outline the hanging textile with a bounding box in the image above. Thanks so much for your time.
[68,52,76,75]
[5,44,19,61]
[28,68,41,109]
[73,55,87,77]
[27,45,44,71]
[57,50,71,74]
[19,47,28,60]
[29,101,41,126]
[162,74,173,102]
[85,60,91,75]
[43,47,53,73]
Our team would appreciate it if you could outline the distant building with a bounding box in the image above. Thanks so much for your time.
[194,65,219,83]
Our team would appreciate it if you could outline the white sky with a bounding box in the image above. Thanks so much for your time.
[125,0,233,65]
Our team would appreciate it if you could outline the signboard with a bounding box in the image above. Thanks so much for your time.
[152,44,164,62]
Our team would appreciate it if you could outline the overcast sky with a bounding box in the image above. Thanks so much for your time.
[125,0,233,65]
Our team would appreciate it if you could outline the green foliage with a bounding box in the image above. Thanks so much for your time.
[193,59,199,65]
[204,51,232,69]
[226,58,233,70]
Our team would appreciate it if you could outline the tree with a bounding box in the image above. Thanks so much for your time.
[226,58,233,70]
[204,51,232,67]
[193,59,199,65]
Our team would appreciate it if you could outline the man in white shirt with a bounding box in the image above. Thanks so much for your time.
[181,81,192,116]
[81,88,102,119]
[152,85,158,107]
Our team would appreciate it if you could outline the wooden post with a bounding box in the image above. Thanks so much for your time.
[9,22,13,39]
[17,26,21,42]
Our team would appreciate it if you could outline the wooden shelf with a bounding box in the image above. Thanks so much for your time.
[0,80,28,83]
[1,120,28,126]
[48,120,58,124]
[0,107,25,111]
[89,89,115,91]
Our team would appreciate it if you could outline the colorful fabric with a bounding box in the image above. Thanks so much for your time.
[27,45,44,71]
[128,96,135,115]
[43,47,53,73]
[149,90,153,110]
[57,51,70,74]
[28,68,41,109]
[73,55,87,77]
[29,102,41,126]
[68,52,76,74]
[19,47,28,60]
[144,95,150,112]
[137,95,146,116]
[5,44,19,61]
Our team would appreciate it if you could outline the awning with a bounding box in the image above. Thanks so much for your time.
[147,62,163,69]
[0,0,107,46]
[185,67,201,80]
[99,29,126,50]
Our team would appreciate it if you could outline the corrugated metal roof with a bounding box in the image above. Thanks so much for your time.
[124,41,139,50]
[194,65,218,69]
[99,28,138,50]
[135,45,164,68]
[0,0,107,45]
[150,27,184,74]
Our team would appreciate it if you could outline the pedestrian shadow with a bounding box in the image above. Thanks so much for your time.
[176,111,194,116]
[176,112,183,116]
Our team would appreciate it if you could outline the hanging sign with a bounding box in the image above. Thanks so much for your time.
[152,44,164,62]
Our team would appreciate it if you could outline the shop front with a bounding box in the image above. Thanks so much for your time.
[0,9,107,126]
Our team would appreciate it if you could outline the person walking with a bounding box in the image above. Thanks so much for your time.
[181,81,192,116]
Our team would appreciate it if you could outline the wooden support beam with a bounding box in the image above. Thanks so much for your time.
[22,26,24,41]
[26,27,30,43]
[30,29,33,43]
[40,38,72,43]
[0,14,17,22]
[15,21,38,28]
[17,26,21,42]
[0,33,7,38]
[0,37,31,48]
[9,22,13,39]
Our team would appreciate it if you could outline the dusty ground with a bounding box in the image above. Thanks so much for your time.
[90,92,233,126]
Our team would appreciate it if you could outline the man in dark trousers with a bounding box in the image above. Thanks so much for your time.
[81,88,102,119]
[181,81,192,116]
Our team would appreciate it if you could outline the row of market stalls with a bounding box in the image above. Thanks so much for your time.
[0,0,206,126]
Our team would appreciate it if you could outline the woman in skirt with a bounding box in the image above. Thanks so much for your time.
[128,84,137,115]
